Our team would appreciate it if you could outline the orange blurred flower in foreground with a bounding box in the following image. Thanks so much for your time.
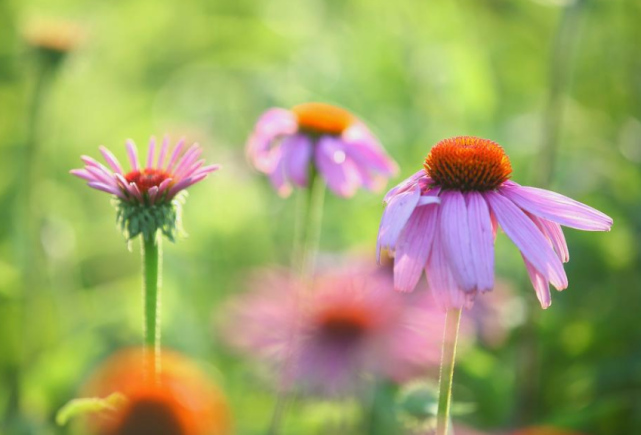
[511,427,585,435]
[83,348,231,435]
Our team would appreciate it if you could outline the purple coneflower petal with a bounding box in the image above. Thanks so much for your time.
[146,137,156,169]
[166,138,186,171]
[180,159,205,179]
[129,183,143,202]
[268,146,292,197]
[484,191,567,290]
[394,203,439,292]
[87,181,125,199]
[173,144,202,179]
[425,226,468,310]
[193,164,221,178]
[522,254,552,309]
[157,135,170,168]
[167,173,208,198]
[157,178,173,194]
[440,191,477,293]
[384,170,425,203]
[147,186,159,205]
[529,214,570,263]
[467,192,494,292]
[343,124,398,175]
[86,166,118,188]
[283,134,313,187]
[500,184,612,231]
[70,169,96,182]
[315,136,359,198]
[99,146,123,174]
[125,139,139,171]
[377,185,422,261]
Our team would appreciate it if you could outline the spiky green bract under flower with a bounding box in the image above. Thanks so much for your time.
[114,191,186,242]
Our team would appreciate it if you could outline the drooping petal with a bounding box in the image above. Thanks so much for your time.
[283,134,313,187]
[99,146,123,174]
[315,136,360,198]
[484,191,567,290]
[528,214,569,263]
[342,123,398,175]
[246,109,298,170]
[440,191,477,293]
[87,181,125,199]
[425,224,470,310]
[384,170,425,203]
[85,165,118,187]
[376,185,422,261]
[393,203,438,292]
[467,192,494,292]
[125,139,139,171]
[500,183,612,231]
[522,254,552,309]
[268,146,292,197]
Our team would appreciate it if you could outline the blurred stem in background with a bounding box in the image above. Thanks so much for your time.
[4,29,73,431]
[142,234,162,384]
[436,308,462,435]
[515,0,587,426]
[268,169,326,435]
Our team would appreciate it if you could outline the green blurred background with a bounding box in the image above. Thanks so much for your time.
[0,0,640,433]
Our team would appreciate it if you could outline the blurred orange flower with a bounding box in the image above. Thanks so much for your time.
[83,348,231,435]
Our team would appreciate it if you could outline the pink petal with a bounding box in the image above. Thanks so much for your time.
[440,191,477,293]
[484,191,567,290]
[394,203,438,292]
[425,224,470,310]
[247,109,297,170]
[500,184,612,231]
[376,185,422,261]
[522,254,552,309]
[157,178,173,194]
[157,135,170,168]
[172,144,202,179]
[283,134,313,187]
[85,166,118,187]
[315,136,360,198]
[167,173,208,198]
[166,138,186,171]
[125,139,139,171]
[467,192,494,293]
[192,164,221,178]
[529,214,569,263]
[148,186,159,205]
[70,169,98,182]
[99,146,123,174]
[87,181,125,199]
[129,183,143,202]
[146,137,156,169]
[268,146,292,197]
[342,123,398,175]
[384,170,425,203]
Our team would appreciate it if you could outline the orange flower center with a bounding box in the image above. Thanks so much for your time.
[292,102,354,135]
[316,305,374,343]
[125,169,171,193]
[116,398,185,435]
[424,136,512,191]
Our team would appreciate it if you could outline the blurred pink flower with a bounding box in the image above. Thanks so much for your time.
[246,102,397,198]
[377,136,612,309]
[221,266,445,396]
[71,136,219,205]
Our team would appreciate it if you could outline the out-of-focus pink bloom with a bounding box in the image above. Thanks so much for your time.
[220,266,445,396]
[71,136,219,205]
[377,136,612,309]
[246,102,397,198]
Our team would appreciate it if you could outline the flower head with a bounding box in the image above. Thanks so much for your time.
[82,348,231,435]
[377,136,613,309]
[221,266,445,396]
[246,102,397,197]
[71,136,219,240]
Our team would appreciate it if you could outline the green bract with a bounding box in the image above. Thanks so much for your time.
[114,192,186,242]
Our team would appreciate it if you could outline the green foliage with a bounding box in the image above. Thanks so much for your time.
[56,392,127,426]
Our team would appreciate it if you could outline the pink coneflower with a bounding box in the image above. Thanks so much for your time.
[221,267,445,396]
[246,102,398,197]
[71,136,219,240]
[377,136,612,309]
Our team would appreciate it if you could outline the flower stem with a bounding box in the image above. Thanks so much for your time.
[142,234,161,383]
[436,307,462,435]
[267,171,326,435]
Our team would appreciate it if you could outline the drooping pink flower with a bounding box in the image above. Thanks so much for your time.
[71,136,219,206]
[246,102,397,197]
[377,136,612,309]
[220,266,445,396]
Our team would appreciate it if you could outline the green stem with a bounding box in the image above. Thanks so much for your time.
[266,171,326,435]
[436,308,462,435]
[142,234,161,383]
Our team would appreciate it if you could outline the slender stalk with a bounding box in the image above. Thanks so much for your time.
[436,308,462,435]
[266,170,326,435]
[142,234,161,383]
